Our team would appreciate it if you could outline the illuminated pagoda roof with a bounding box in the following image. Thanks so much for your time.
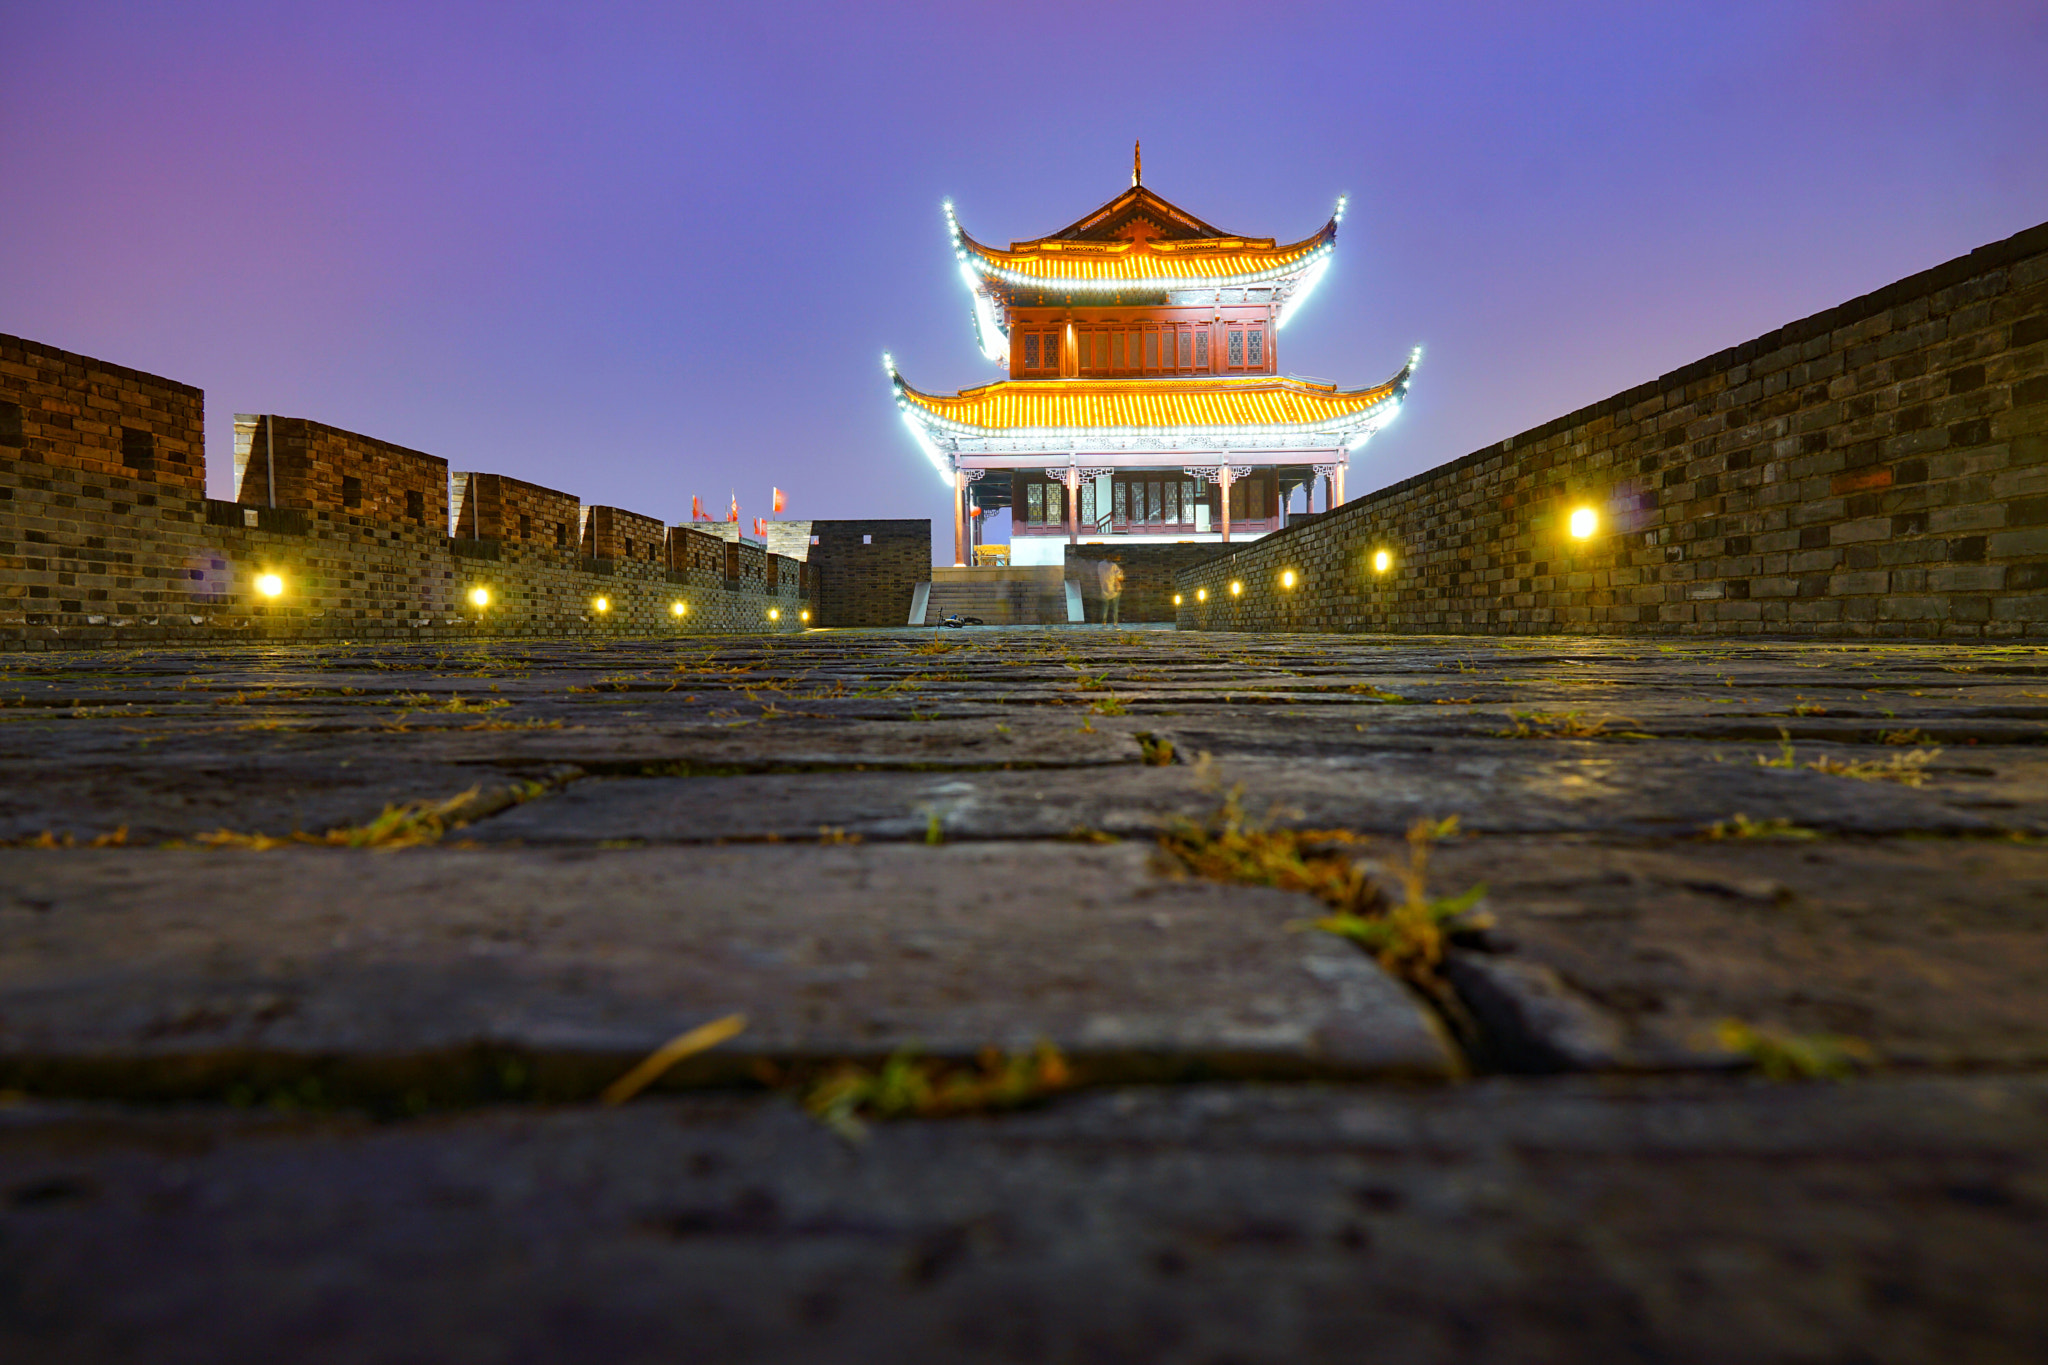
[886,355,1415,478]
[948,187,1343,297]
[942,162,1348,362]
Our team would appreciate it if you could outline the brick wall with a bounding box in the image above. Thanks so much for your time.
[453,472,580,551]
[0,335,203,497]
[1179,220,2048,639]
[810,519,931,627]
[0,334,813,648]
[582,504,666,568]
[1067,542,1222,622]
[234,415,445,532]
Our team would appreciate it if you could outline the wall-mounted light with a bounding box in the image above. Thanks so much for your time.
[671,601,688,617]
[1280,569,1297,589]
[469,587,491,609]
[1197,587,1208,602]
[1372,549,1392,574]
[799,608,811,622]
[254,572,284,599]
[768,608,781,621]
[1230,580,1243,596]
[1173,593,1183,606]
[593,596,610,613]
[1569,507,1599,540]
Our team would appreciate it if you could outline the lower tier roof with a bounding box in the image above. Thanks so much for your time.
[892,366,1411,438]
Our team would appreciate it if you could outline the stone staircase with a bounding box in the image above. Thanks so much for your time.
[921,566,1077,624]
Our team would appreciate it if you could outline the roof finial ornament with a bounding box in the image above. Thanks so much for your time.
[1132,140,1141,188]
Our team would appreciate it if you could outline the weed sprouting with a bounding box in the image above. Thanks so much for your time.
[1713,1019,1873,1080]
[1704,813,1820,840]
[1135,733,1176,766]
[4,826,129,849]
[1301,817,1490,989]
[1156,790,1487,995]
[1499,710,1611,739]
[185,779,553,851]
[801,1043,1072,1141]
[1757,730,1943,786]
[1090,695,1129,716]
[1805,748,1941,786]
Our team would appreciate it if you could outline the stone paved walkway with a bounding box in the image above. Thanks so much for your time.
[2,628,2046,1361]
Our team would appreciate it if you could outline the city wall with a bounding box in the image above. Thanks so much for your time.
[0,333,920,649]
[1179,221,2048,638]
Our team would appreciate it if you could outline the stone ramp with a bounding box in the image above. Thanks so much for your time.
[922,565,1074,624]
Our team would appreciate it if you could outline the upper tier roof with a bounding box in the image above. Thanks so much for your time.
[948,185,1344,291]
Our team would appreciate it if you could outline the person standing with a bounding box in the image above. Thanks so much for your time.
[1098,556,1126,625]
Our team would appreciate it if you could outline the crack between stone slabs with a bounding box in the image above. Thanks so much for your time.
[536,757,1145,778]
[0,1040,1464,1120]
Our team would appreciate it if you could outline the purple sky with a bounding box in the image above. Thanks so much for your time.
[5,2,2045,553]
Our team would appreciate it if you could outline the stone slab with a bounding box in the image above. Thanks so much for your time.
[472,742,2014,845]
[2,1076,2044,1363]
[0,843,1455,1097]
[1428,836,2048,1070]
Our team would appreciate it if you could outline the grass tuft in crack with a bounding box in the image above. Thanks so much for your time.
[801,1043,1072,1141]
[1713,1019,1873,1080]
[184,778,559,851]
[1704,813,1820,841]
[1156,790,1489,1006]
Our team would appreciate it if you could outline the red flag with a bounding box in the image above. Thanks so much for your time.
[771,487,785,514]
[691,495,703,521]
[728,492,739,523]
[753,517,766,538]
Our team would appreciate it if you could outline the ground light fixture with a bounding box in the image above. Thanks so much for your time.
[468,587,490,609]
[593,596,610,614]
[1280,569,1297,589]
[1373,549,1392,573]
[1230,580,1243,596]
[1569,506,1599,539]
[254,572,284,599]
[671,601,688,617]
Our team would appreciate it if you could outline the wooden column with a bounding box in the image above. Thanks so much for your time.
[953,470,968,567]
[1066,466,1079,545]
[1332,464,1346,508]
[1218,467,1233,544]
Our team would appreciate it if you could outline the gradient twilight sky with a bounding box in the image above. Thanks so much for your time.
[4,2,2045,551]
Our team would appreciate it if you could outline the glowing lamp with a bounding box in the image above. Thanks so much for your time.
[768,608,781,621]
[254,572,284,599]
[1569,507,1598,540]
[1173,593,1183,606]
[593,596,610,613]
[1372,550,1392,574]
[1280,570,1297,589]
[671,601,687,617]
[800,609,811,622]
[468,587,490,609]
[1197,588,1208,602]
[1230,581,1243,596]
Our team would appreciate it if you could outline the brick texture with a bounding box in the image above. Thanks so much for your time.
[810,520,931,627]
[1180,221,2048,639]
[0,337,824,647]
